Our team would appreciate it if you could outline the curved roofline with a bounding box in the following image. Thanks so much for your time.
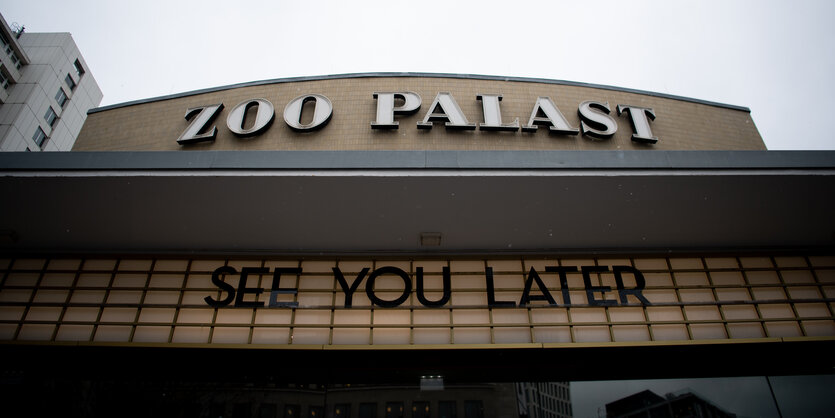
[89,72,751,114]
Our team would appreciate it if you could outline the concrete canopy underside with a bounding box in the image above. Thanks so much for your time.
[0,150,833,255]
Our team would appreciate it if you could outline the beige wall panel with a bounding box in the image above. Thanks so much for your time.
[74,76,765,151]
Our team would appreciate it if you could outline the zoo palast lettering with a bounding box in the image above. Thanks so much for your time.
[177,91,659,145]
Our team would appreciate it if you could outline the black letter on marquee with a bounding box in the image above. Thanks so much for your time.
[582,266,617,306]
[366,266,412,308]
[485,267,515,307]
[545,266,577,305]
[270,267,301,308]
[333,267,369,308]
[415,267,451,307]
[235,267,266,307]
[205,266,237,307]
[519,267,558,306]
[613,266,651,305]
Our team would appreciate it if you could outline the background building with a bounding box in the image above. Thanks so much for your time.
[517,382,572,418]
[0,12,101,151]
[605,389,736,418]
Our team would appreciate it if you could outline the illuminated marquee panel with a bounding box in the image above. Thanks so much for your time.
[0,256,833,346]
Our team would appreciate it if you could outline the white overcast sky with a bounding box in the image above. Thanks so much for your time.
[3,0,834,150]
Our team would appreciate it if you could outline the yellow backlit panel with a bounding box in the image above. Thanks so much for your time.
[0,255,832,347]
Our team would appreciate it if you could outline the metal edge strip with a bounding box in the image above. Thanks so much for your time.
[87,72,752,114]
[2,337,829,351]
[2,150,834,171]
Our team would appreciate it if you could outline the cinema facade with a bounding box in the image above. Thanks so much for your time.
[1,73,834,416]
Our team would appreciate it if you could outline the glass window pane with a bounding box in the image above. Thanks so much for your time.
[439,401,457,418]
[74,59,85,76]
[55,88,68,107]
[32,127,47,147]
[64,73,76,91]
[333,404,350,418]
[283,404,299,418]
[384,402,403,418]
[358,403,375,418]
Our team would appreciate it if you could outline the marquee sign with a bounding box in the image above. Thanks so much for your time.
[204,264,650,309]
[176,92,659,145]
[0,255,832,347]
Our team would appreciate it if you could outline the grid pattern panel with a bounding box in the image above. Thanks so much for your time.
[0,255,833,346]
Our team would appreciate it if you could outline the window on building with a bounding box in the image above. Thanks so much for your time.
[259,403,277,418]
[0,67,9,90]
[334,404,351,418]
[210,402,225,418]
[0,32,19,68]
[32,126,47,147]
[65,73,76,91]
[464,401,484,418]
[308,406,324,418]
[412,401,430,418]
[0,33,21,70]
[44,107,57,128]
[358,403,376,418]
[284,404,300,417]
[73,59,85,77]
[55,88,68,107]
[233,402,251,418]
[439,401,457,418]
[385,402,404,418]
